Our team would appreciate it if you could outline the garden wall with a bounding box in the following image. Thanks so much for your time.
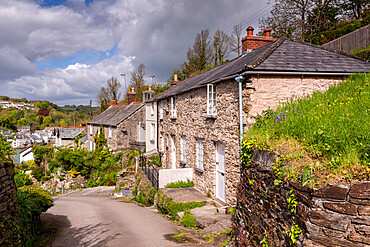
[0,161,19,245]
[232,150,370,246]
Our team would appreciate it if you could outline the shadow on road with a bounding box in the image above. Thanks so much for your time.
[43,213,121,247]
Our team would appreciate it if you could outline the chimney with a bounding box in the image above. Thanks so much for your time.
[264,28,272,37]
[241,26,276,53]
[128,87,137,104]
[109,99,117,106]
[143,85,155,103]
[171,74,179,87]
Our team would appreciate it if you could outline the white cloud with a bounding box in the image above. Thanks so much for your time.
[5,55,135,105]
[0,0,270,105]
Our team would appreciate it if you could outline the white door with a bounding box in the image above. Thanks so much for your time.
[171,135,176,169]
[216,143,226,203]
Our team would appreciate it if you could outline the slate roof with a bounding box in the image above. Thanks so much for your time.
[87,102,144,127]
[54,127,86,139]
[153,37,369,100]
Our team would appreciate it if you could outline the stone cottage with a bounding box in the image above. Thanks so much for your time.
[87,88,154,153]
[150,27,370,204]
[53,126,86,147]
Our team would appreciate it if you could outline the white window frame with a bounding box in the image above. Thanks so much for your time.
[207,84,217,117]
[150,123,156,142]
[181,136,186,163]
[150,103,154,116]
[108,126,112,138]
[160,101,163,120]
[171,97,177,119]
[89,125,93,135]
[196,139,204,171]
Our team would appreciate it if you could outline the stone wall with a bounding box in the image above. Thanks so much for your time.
[0,161,19,245]
[158,79,241,204]
[87,106,145,153]
[232,150,370,246]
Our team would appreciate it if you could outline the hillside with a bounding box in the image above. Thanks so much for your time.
[244,73,369,187]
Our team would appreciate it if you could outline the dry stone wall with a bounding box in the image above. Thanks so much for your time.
[232,150,370,246]
[0,161,19,245]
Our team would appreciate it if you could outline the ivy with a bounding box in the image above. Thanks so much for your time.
[287,190,298,214]
[288,224,302,244]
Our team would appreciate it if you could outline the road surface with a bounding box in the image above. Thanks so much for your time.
[43,186,182,247]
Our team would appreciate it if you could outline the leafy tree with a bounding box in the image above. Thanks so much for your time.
[182,29,213,77]
[214,29,231,65]
[129,64,146,102]
[35,102,49,109]
[32,145,54,166]
[341,0,370,19]
[0,133,14,162]
[97,77,122,112]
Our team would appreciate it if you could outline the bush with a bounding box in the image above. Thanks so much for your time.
[14,168,33,187]
[132,172,157,206]
[180,211,197,228]
[17,186,53,246]
[156,190,173,214]
[165,179,194,188]
[31,166,45,182]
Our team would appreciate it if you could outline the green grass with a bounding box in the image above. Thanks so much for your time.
[350,45,370,60]
[168,201,206,220]
[245,73,370,183]
[180,211,197,228]
[164,179,194,188]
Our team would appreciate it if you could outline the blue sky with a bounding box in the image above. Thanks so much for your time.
[0,0,270,105]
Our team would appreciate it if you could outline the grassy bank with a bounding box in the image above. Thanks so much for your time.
[244,73,369,186]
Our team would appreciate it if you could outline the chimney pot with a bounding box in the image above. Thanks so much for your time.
[174,74,178,81]
[131,87,135,93]
[264,28,272,37]
[109,99,117,106]
[128,87,131,92]
[246,26,254,36]
[148,85,152,91]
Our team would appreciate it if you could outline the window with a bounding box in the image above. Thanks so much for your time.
[108,126,112,138]
[89,140,93,151]
[181,136,186,163]
[150,103,154,116]
[170,97,177,119]
[207,84,217,117]
[160,101,163,120]
[150,123,156,142]
[196,139,204,171]
[89,125,93,135]
[137,122,145,142]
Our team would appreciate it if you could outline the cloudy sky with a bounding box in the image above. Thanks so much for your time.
[0,0,271,106]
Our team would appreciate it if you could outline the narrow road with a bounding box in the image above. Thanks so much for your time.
[43,186,182,247]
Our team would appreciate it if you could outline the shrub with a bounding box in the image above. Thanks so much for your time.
[180,211,197,228]
[17,186,53,246]
[156,190,173,214]
[164,179,194,188]
[31,166,45,182]
[133,172,157,206]
[14,168,33,187]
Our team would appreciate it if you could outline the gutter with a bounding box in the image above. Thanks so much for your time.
[241,71,352,77]
[234,76,244,147]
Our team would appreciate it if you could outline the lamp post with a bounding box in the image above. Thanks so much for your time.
[120,73,127,89]
[148,75,155,84]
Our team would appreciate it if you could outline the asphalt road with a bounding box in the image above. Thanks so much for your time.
[43,186,182,247]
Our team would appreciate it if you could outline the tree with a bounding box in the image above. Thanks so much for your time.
[341,0,370,19]
[214,29,231,65]
[231,24,243,56]
[97,77,122,112]
[182,29,213,77]
[129,64,146,102]
[0,134,14,162]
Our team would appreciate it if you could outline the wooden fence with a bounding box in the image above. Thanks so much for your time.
[321,24,369,53]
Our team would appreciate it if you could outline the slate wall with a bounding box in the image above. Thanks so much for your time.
[0,161,19,245]
[232,150,370,246]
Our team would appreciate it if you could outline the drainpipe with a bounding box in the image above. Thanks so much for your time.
[235,75,244,146]
[156,100,161,163]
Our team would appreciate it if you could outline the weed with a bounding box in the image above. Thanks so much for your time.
[180,211,197,228]
[164,179,194,188]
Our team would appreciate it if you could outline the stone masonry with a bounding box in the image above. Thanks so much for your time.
[158,75,343,205]
[233,150,370,246]
[88,106,145,153]
[0,161,19,245]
